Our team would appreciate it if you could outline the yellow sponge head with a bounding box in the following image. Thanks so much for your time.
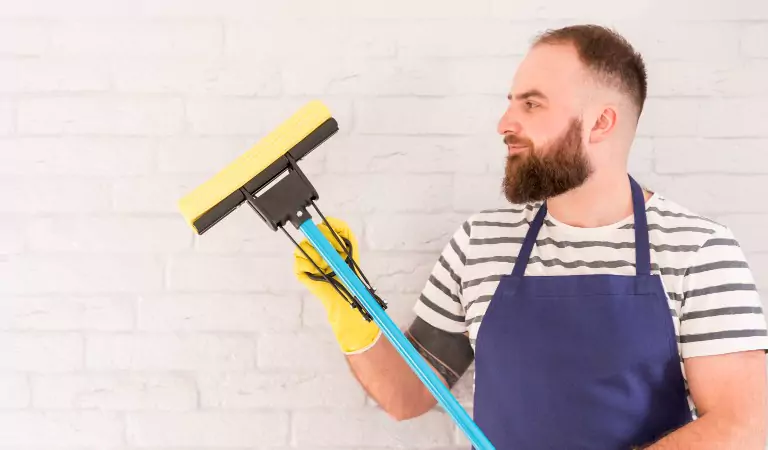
[177,100,337,234]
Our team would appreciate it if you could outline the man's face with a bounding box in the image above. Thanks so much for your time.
[499,43,593,203]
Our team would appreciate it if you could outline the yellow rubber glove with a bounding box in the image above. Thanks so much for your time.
[294,217,381,354]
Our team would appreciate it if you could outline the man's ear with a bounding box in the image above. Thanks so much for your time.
[588,106,617,144]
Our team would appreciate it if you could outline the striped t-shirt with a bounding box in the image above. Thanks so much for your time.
[413,190,768,413]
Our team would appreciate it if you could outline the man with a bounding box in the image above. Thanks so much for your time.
[294,25,768,449]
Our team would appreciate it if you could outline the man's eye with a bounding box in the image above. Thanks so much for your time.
[525,101,538,109]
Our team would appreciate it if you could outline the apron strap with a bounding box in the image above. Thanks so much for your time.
[629,175,651,276]
[511,202,548,277]
[511,175,652,277]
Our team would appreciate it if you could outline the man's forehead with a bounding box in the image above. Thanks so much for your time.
[510,43,587,100]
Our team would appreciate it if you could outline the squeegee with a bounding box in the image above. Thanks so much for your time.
[178,100,494,450]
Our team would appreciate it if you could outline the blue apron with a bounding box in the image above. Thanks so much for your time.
[473,176,692,449]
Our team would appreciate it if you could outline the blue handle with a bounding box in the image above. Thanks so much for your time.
[298,219,495,450]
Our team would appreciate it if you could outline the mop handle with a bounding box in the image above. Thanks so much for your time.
[298,219,495,450]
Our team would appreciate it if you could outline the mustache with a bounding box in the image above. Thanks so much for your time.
[503,134,533,148]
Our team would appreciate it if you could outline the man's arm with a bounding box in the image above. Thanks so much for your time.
[644,226,768,449]
[644,350,766,449]
[346,316,474,421]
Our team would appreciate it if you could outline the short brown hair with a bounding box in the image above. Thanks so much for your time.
[533,24,647,117]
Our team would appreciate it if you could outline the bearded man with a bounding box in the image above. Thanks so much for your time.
[294,24,768,450]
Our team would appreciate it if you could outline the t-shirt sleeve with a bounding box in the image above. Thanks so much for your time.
[679,226,768,358]
[412,218,471,334]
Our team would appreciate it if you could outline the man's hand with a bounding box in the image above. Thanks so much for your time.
[645,350,767,449]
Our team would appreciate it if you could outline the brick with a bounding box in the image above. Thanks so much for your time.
[717,214,768,253]
[0,332,82,371]
[0,295,134,331]
[18,97,184,135]
[649,175,768,215]
[277,0,490,19]
[648,60,768,97]
[32,374,196,410]
[166,255,301,293]
[284,56,519,96]
[199,370,365,408]
[257,331,347,371]
[617,22,741,61]
[0,100,13,135]
[225,20,395,58]
[490,1,649,20]
[0,178,111,213]
[293,409,454,447]
[396,21,539,57]
[0,137,155,176]
[28,216,191,253]
[324,135,492,174]
[113,175,208,213]
[698,99,768,137]
[365,213,468,252]
[0,58,109,92]
[157,136,252,173]
[0,412,123,447]
[51,21,221,56]
[0,219,25,253]
[355,97,505,135]
[454,173,513,213]
[311,174,452,214]
[636,99,702,137]
[0,255,164,294]
[362,252,441,293]
[655,138,768,174]
[743,24,768,58]
[86,333,255,370]
[0,23,47,55]
[0,374,30,408]
[186,98,351,136]
[628,138,654,175]
[138,293,301,332]
[127,411,288,447]
[112,58,280,96]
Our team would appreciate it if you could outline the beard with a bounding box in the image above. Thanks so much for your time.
[502,117,592,204]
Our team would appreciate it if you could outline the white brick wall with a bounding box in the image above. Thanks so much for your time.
[1,1,766,449]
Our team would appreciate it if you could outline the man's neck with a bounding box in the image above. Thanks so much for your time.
[545,170,650,228]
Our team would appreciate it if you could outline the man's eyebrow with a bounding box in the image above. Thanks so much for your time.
[507,90,548,101]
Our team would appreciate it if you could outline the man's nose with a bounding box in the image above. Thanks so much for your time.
[497,107,522,136]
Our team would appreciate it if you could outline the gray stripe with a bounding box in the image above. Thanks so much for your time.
[464,274,503,289]
[480,204,540,214]
[467,255,516,266]
[462,220,471,236]
[438,255,461,287]
[702,238,739,248]
[473,218,529,228]
[465,315,484,325]
[686,260,749,275]
[449,237,466,265]
[428,275,461,304]
[469,236,700,253]
[680,329,768,344]
[685,283,757,299]
[466,294,494,310]
[530,256,636,270]
[470,236,525,246]
[646,206,721,225]
[620,223,717,234]
[668,292,683,302]
[418,293,465,322]
[682,306,764,321]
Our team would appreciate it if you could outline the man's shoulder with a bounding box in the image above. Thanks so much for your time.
[646,193,732,240]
